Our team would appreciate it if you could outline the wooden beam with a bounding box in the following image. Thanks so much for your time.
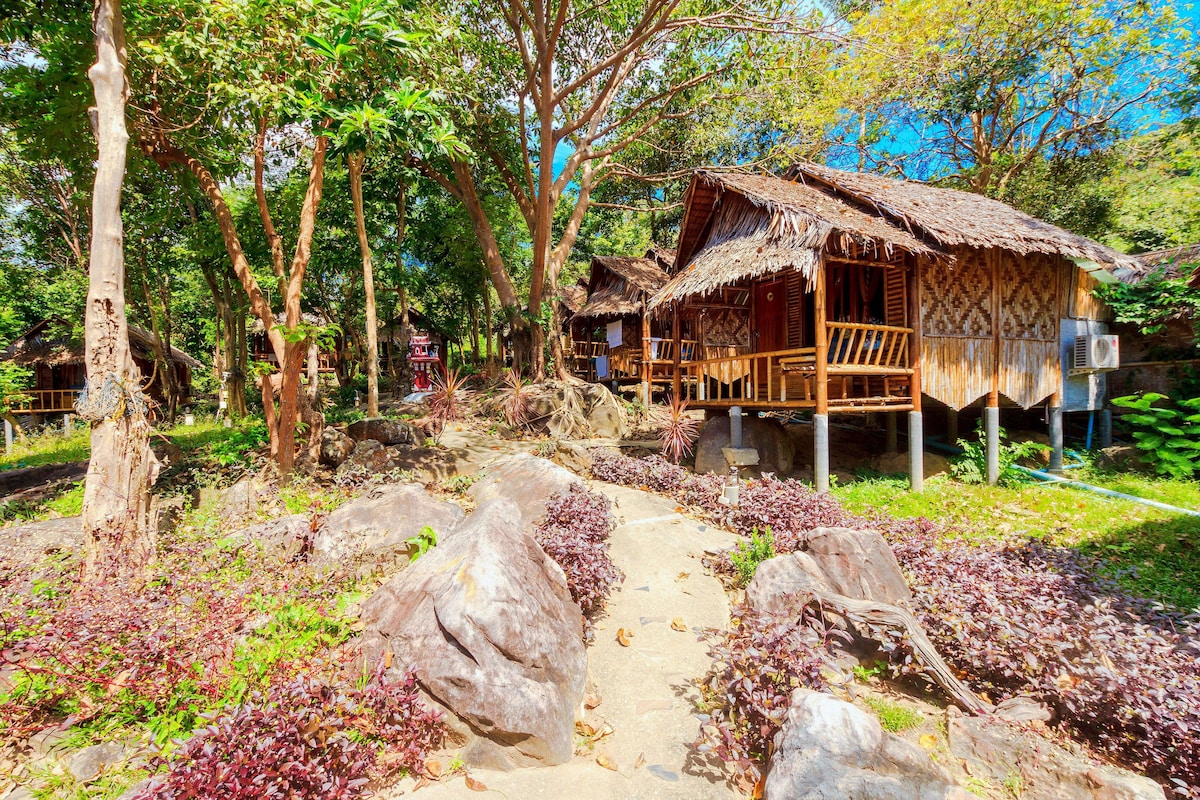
[671,303,681,401]
[814,256,829,416]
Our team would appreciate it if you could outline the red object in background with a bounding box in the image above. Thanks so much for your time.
[408,335,440,392]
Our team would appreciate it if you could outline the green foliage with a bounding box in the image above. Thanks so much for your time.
[862,696,923,733]
[208,420,270,469]
[730,527,775,587]
[0,361,32,415]
[1111,392,1200,479]
[951,425,1048,488]
[1096,271,1200,340]
[405,526,437,562]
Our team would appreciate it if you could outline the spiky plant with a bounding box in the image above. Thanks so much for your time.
[658,395,701,463]
[497,368,532,429]
[424,366,472,441]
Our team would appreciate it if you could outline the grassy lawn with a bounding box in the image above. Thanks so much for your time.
[835,472,1200,611]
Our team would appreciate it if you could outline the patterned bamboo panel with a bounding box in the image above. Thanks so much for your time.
[921,336,993,410]
[885,267,906,327]
[702,308,751,347]
[920,249,992,337]
[1001,253,1058,340]
[999,339,1059,408]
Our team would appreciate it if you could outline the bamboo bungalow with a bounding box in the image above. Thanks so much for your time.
[2,319,200,418]
[647,165,1143,490]
[569,248,675,394]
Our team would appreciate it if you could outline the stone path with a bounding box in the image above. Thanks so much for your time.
[379,482,741,799]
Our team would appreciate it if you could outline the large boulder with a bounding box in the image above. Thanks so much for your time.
[226,514,311,560]
[312,484,463,566]
[201,477,283,528]
[319,428,357,467]
[467,454,580,530]
[0,517,82,569]
[765,689,970,800]
[335,440,394,476]
[747,527,912,613]
[346,417,420,446]
[947,709,1165,800]
[358,499,586,768]
[694,415,795,477]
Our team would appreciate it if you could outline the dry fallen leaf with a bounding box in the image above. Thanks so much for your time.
[919,734,938,751]
[675,571,690,581]
[671,617,686,632]
[595,724,614,741]
[424,758,443,778]
[596,754,619,772]
[674,506,685,513]
[584,692,602,709]
[576,721,596,737]
[634,753,646,769]
[465,776,488,792]
[616,628,633,647]
[752,775,766,799]
[383,651,393,669]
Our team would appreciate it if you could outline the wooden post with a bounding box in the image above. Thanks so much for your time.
[1048,392,1063,473]
[908,256,924,491]
[641,305,651,405]
[671,303,681,402]
[985,392,1000,486]
[814,259,829,493]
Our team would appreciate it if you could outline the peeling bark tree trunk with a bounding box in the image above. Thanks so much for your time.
[348,152,379,417]
[80,0,160,583]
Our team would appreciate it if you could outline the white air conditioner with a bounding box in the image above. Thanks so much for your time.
[1073,334,1119,372]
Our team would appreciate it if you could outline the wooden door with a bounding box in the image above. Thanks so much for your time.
[755,279,787,399]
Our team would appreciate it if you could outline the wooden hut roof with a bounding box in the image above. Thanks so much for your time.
[651,171,936,310]
[557,284,587,315]
[2,319,202,370]
[790,163,1143,274]
[1133,243,1200,282]
[575,254,671,319]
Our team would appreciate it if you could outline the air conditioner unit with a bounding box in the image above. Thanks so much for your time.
[1073,334,1119,372]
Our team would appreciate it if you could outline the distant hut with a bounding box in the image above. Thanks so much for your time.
[570,248,674,395]
[248,312,339,374]
[1109,243,1200,398]
[2,319,200,418]
[647,165,1142,490]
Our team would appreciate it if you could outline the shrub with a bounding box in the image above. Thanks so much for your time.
[1111,392,1200,479]
[729,527,774,586]
[697,603,851,786]
[533,485,620,621]
[496,368,532,429]
[728,477,851,554]
[951,424,1048,487]
[656,396,701,464]
[208,420,269,469]
[132,670,444,799]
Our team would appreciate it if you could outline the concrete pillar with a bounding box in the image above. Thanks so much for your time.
[814,413,830,493]
[1099,409,1113,449]
[4,419,12,455]
[885,412,898,454]
[729,406,743,449]
[909,411,923,492]
[1048,405,1064,473]
[984,405,1001,486]
[946,408,959,445]
[63,413,72,437]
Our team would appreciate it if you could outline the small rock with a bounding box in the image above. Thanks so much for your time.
[467,454,581,530]
[226,514,311,559]
[336,440,393,475]
[804,527,912,605]
[27,727,72,755]
[346,417,419,446]
[64,742,127,783]
[319,428,356,467]
[3,788,34,800]
[201,478,283,528]
[765,689,969,800]
[0,518,82,570]
[552,441,593,475]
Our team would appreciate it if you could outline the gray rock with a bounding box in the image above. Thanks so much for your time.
[227,514,311,559]
[467,454,581,530]
[3,788,34,800]
[27,727,73,755]
[0,517,81,569]
[64,742,127,783]
[347,417,420,446]
[586,404,626,439]
[694,416,795,477]
[388,446,465,483]
[319,428,357,467]
[552,441,593,475]
[336,440,394,475]
[313,484,463,566]
[747,528,911,612]
[947,709,1165,800]
[201,478,283,528]
[765,689,969,800]
[358,498,586,769]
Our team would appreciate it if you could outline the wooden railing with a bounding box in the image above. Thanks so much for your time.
[825,322,911,372]
[8,389,80,413]
[571,340,608,381]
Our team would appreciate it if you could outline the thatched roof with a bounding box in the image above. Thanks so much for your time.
[557,284,587,315]
[650,165,1144,310]
[575,254,671,319]
[790,163,1143,273]
[2,319,202,370]
[651,170,936,310]
[1135,244,1200,282]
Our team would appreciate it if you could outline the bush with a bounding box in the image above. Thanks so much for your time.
[533,485,621,620]
[132,671,444,799]
[729,527,774,587]
[1112,392,1200,479]
[951,424,1048,487]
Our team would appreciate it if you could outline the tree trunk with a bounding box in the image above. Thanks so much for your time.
[394,188,414,396]
[482,275,494,365]
[139,246,177,423]
[254,116,287,298]
[348,151,379,417]
[80,0,159,583]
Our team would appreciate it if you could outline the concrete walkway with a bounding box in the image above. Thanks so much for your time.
[379,482,741,799]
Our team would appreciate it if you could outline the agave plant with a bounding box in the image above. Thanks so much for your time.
[497,368,533,429]
[658,395,701,463]
[424,366,472,441]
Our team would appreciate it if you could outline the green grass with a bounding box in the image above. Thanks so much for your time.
[835,472,1200,611]
[863,696,923,733]
[0,425,91,471]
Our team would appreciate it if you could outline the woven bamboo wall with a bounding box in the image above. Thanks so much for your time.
[1000,253,1058,339]
[919,249,995,408]
[1069,267,1111,321]
[999,339,1059,409]
[702,308,751,347]
[921,336,994,410]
